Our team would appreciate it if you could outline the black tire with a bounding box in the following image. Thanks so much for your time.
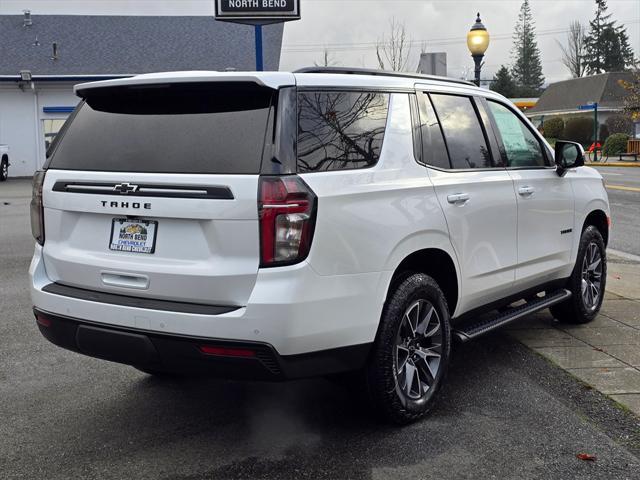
[0,159,8,182]
[366,273,451,424]
[550,225,606,324]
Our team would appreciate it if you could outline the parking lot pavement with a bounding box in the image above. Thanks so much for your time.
[2,178,640,479]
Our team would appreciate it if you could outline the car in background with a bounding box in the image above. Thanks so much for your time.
[0,144,9,181]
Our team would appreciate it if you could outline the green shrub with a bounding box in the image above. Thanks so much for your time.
[599,124,610,143]
[562,117,594,145]
[543,117,564,138]
[602,133,629,155]
[605,114,633,135]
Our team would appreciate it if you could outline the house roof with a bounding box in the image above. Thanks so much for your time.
[528,72,633,115]
[0,14,283,76]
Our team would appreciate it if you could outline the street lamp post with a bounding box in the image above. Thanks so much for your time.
[467,13,490,87]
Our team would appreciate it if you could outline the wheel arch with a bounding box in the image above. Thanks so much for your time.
[582,209,609,247]
[386,248,459,316]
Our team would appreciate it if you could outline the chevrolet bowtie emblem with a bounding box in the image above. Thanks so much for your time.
[113,183,139,194]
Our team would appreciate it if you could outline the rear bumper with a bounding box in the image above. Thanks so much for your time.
[34,308,371,380]
[30,244,387,367]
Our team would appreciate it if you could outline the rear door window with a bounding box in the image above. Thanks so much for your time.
[429,94,494,169]
[47,83,274,174]
[297,91,389,172]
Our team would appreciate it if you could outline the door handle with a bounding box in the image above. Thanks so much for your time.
[447,193,470,205]
[518,185,535,196]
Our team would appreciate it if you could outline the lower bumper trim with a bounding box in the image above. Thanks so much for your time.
[33,308,371,381]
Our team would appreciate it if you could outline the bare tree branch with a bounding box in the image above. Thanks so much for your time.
[557,21,586,78]
[376,18,412,71]
[314,48,338,67]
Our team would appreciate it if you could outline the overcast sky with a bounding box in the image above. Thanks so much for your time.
[2,0,639,83]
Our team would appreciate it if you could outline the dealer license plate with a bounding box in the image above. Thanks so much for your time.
[109,218,158,254]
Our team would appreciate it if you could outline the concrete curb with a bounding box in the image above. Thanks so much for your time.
[587,162,640,167]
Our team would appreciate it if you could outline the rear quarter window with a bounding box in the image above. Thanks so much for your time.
[47,83,274,174]
[297,91,389,173]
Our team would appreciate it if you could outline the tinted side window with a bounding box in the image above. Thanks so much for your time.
[487,101,547,167]
[430,94,493,169]
[297,91,389,172]
[417,92,450,169]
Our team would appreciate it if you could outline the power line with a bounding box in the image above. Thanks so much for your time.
[281,19,640,53]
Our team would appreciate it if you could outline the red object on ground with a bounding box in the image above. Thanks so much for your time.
[576,453,597,461]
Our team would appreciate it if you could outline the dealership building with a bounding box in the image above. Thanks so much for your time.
[0,12,283,177]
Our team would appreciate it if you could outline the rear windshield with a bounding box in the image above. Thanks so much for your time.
[47,82,274,174]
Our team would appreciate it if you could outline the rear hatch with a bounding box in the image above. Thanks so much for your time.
[41,75,293,307]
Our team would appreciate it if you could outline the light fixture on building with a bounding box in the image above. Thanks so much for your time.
[23,10,32,27]
[19,70,32,82]
[18,70,34,91]
[467,13,490,87]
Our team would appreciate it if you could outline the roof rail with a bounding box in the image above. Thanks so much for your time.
[293,66,476,87]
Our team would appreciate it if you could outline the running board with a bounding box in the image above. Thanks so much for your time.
[453,289,572,342]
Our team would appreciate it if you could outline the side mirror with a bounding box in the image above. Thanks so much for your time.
[555,141,585,177]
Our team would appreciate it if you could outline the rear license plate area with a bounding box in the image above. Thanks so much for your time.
[109,218,158,254]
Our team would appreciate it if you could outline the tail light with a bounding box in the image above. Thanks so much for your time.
[30,170,46,245]
[258,175,317,267]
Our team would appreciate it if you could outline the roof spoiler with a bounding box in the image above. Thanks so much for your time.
[74,71,296,98]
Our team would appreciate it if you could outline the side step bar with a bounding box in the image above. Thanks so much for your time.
[453,289,572,342]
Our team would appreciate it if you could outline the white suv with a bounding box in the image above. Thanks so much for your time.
[29,68,610,423]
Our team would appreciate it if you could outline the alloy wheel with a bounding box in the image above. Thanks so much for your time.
[394,300,443,401]
[581,241,602,311]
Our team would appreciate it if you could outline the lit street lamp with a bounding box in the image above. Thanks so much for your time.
[467,13,490,87]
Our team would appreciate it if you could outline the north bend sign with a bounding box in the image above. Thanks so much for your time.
[215,0,301,23]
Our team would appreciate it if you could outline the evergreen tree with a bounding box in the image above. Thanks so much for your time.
[511,0,545,97]
[584,0,635,74]
[491,65,518,98]
[599,26,625,72]
[616,26,636,69]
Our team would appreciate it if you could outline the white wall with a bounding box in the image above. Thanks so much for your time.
[0,1,214,15]
[0,82,79,177]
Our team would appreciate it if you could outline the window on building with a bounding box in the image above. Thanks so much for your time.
[429,94,493,169]
[487,101,547,168]
[297,91,389,172]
